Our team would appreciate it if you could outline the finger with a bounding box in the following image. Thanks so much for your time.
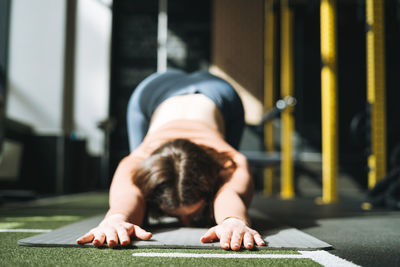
[230,231,243,251]
[243,232,254,250]
[116,226,130,246]
[133,225,152,240]
[219,231,232,250]
[92,231,106,247]
[200,227,218,243]
[253,233,266,246]
[123,222,135,236]
[104,227,118,248]
[76,232,94,244]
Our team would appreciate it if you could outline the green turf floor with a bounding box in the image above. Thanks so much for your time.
[0,192,322,267]
[0,234,319,267]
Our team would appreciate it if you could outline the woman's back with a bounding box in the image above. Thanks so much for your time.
[127,70,244,151]
[148,94,225,137]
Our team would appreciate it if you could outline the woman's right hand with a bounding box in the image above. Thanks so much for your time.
[76,214,152,247]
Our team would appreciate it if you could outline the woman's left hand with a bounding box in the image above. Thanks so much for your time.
[200,217,265,250]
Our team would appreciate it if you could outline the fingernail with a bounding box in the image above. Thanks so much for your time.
[247,243,253,247]
[224,243,229,248]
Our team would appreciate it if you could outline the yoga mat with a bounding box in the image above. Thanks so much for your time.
[18,212,331,250]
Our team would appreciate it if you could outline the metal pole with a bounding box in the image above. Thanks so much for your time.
[263,0,277,195]
[320,0,338,203]
[366,0,386,189]
[56,0,78,194]
[280,0,295,199]
[157,0,168,73]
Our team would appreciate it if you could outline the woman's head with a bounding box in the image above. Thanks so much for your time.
[133,139,224,224]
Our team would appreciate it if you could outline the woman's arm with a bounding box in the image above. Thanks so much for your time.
[107,155,146,223]
[213,153,253,225]
[201,153,265,250]
[76,153,152,247]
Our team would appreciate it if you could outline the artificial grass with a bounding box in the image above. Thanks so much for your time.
[0,192,109,229]
[1,233,320,267]
[0,192,322,266]
[0,215,84,229]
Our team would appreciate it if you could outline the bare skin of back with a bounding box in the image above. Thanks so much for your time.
[148,94,225,136]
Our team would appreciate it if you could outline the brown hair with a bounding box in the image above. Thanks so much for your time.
[133,138,234,222]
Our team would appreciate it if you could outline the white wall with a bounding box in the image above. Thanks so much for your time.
[6,0,66,134]
[6,0,112,156]
[74,0,112,155]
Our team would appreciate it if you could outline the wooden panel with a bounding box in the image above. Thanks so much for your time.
[211,0,264,124]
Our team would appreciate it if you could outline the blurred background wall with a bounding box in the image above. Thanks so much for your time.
[1,0,112,197]
[1,0,399,200]
[6,0,111,154]
[7,0,66,135]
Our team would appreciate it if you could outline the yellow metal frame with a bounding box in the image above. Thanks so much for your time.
[366,0,387,189]
[263,0,277,195]
[320,0,338,203]
[262,0,386,200]
[280,0,295,199]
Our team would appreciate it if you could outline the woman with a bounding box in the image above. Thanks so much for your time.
[77,69,265,250]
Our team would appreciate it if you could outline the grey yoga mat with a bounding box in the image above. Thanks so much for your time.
[18,212,332,250]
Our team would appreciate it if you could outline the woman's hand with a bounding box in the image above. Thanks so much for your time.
[200,217,265,250]
[76,214,152,247]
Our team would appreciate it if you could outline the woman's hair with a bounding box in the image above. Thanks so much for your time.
[133,138,234,222]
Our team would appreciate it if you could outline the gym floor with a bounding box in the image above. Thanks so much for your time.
[254,171,400,267]
[252,195,400,267]
[1,172,399,267]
